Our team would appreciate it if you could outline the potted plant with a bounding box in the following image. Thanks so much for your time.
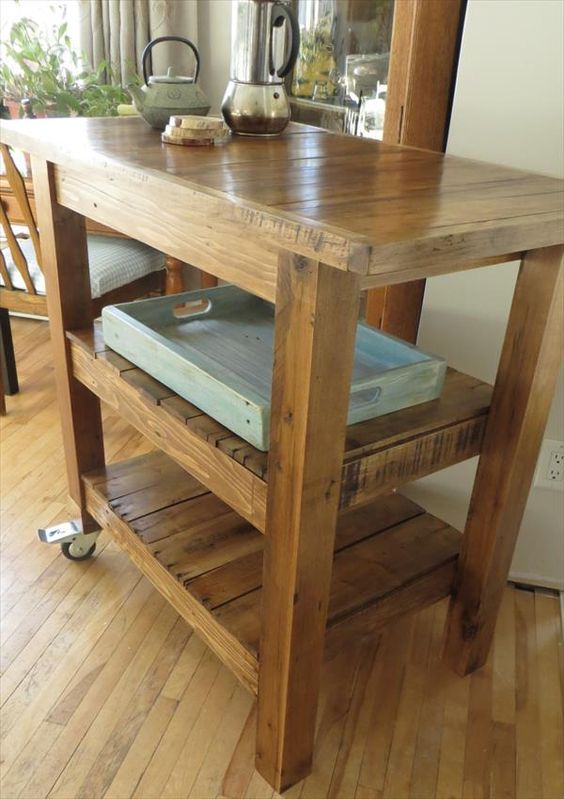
[0,14,131,118]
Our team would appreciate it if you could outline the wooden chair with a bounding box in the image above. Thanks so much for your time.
[0,143,167,413]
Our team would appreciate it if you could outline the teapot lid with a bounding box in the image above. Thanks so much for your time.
[148,67,195,84]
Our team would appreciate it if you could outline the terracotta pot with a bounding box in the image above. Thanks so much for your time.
[5,100,21,119]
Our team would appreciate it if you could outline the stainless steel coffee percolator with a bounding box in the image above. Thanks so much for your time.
[222,0,300,136]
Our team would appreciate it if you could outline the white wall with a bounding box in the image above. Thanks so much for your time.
[404,0,564,588]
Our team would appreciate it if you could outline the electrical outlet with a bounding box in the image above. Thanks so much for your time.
[535,439,564,490]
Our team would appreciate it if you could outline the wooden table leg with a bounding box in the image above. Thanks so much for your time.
[256,252,360,791]
[31,158,105,532]
[443,245,563,675]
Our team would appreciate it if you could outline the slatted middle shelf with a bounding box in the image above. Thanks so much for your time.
[68,321,492,532]
[83,449,461,695]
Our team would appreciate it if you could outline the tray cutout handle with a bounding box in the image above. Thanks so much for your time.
[173,297,212,320]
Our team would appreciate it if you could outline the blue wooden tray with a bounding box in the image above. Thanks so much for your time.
[102,285,446,451]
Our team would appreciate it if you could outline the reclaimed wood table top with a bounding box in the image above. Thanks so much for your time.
[1,116,562,288]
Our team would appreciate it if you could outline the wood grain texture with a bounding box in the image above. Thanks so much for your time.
[367,0,465,340]
[0,287,47,315]
[0,144,42,266]
[70,341,266,531]
[256,255,361,790]
[83,459,260,695]
[101,284,446,451]
[68,325,492,529]
[1,316,563,799]
[1,118,561,290]
[444,245,564,674]
[30,157,104,531]
[81,449,462,704]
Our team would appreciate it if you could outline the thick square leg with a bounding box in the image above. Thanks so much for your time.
[255,253,361,792]
[31,158,105,533]
[443,245,563,675]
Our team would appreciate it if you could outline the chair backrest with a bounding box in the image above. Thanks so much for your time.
[0,144,42,295]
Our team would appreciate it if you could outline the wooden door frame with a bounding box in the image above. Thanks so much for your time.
[366,0,467,341]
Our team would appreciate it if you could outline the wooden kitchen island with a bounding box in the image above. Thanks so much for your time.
[1,117,562,792]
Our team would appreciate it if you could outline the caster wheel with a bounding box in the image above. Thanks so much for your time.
[61,540,96,561]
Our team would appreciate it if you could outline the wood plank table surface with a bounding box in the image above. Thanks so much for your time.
[1,116,562,793]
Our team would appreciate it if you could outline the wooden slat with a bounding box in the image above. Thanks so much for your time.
[0,199,36,293]
[82,450,461,705]
[67,325,493,528]
[1,118,562,287]
[340,414,486,510]
[214,514,459,658]
[83,474,260,696]
[0,286,50,315]
[0,144,41,265]
[188,496,425,610]
[0,249,14,291]
[443,245,564,675]
[71,342,267,530]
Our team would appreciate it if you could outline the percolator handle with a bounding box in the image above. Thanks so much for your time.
[142,36,201,85]
[271,3,300,79]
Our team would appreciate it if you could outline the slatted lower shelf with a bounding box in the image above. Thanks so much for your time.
[83,450,461,695]
[69,322,492,533]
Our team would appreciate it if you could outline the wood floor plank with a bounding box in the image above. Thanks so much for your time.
[409,602,449,797]
[0,557,141,778]
[104,695,179,799]
[133,649,222,799]
[75,617,190,799]
[14,589,166,799]
[48,603,179,799]
[160,668,238,799]
[220,705,258,799]
[461,657,494,799]
[356,620,413,797]
[1,539,112,691]
[515,590,543,799]
[1,318,562,799]
[189,686,254,799]
[435,663,471,799]
[382,604,436,799]
[535,591,564,799]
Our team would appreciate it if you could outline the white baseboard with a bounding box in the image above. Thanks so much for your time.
[509,570,564,592]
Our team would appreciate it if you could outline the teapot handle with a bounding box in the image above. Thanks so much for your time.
[142,36,201,85]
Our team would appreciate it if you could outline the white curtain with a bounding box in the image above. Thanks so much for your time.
[78,0,199,85]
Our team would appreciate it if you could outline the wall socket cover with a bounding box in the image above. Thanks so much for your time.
[535,439,564,491]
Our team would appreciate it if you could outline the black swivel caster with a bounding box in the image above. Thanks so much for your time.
[38,521,100,562]
[61,540,97,561]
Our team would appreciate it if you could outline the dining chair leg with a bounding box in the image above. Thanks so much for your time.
[0,307,19,395]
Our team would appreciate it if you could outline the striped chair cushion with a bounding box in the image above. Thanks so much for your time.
[1,234,165,299]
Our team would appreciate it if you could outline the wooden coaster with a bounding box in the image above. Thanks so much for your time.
[169,114,225,131]
[164,124,228,141]
[161,133,214,146]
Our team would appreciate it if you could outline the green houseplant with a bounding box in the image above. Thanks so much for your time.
[0,14,131,118]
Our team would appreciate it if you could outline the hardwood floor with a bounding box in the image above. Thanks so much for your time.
[1,316,563,799]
